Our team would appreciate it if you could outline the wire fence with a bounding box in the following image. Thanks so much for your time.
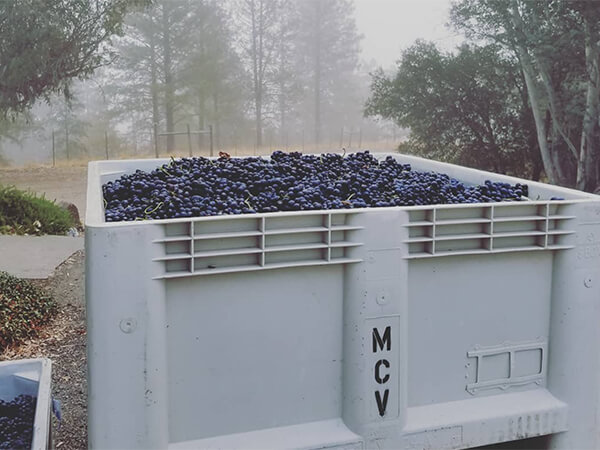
[0,123,408,168]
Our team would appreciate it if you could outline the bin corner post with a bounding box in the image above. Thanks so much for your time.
[342,210,409,444]
[86,225,169,450]
[547,201,600,450]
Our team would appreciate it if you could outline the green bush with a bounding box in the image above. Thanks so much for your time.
[0,185,75,235]
[0,271,57,350]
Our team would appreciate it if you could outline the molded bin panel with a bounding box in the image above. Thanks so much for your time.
[86,153,600,449]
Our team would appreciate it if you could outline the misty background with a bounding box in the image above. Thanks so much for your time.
[0,0,459,166]
[5,0,597,192]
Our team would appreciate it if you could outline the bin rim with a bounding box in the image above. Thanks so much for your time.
[86,152,600,228]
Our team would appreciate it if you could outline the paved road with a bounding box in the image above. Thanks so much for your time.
[0,235,84,279]
[0,166,87,278]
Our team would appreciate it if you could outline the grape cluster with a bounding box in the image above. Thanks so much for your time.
[103,151,529,222]
[0,395,36,449]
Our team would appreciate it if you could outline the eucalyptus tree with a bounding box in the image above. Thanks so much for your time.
[451,0,600,190]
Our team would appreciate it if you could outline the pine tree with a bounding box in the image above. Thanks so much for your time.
[294,0,361,145]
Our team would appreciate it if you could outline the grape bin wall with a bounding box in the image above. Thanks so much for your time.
[86,153,600,449]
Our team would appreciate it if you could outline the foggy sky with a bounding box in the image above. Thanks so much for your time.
[354,0,464,69]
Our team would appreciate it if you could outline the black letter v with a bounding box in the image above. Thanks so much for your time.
[375,389,389,417]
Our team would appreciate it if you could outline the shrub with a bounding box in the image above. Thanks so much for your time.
[0,185,75,235]
[0,271,57,350]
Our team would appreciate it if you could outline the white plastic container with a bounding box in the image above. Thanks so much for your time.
[0,358,53,450]
[86,153,600,449]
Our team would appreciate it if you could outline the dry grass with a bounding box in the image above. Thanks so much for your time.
[0,139,404,169]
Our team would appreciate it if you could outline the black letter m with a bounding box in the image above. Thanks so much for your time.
[373,326,391,353]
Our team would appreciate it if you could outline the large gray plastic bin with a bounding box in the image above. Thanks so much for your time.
[86,153,600,449]
[0,358,53,450]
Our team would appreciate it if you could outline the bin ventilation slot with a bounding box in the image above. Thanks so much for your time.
[403,202,575,258]
[153,213,363,278]
[466,340,547,394]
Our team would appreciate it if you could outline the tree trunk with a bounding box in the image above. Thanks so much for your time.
[197,90,205,149]
[550,128,566,184]
[256,96,262,149]
[484,122,503,173]
[251,0,263,148]
[197,34,206,150]
[213,90,220,149]
[149,23,160,158]
[515,70,543,180]
[65,119,69,160]
[545,110,570,185]
[279,80,285,145]
[64,99,70,160]
[532,157,543,181]
[162,3,175,153]
[509,2,560,185]
[313,0,322,146]
[536,58,579,163]
[577,13,600,191]
[278,26,286,145]
[517,48,559,184]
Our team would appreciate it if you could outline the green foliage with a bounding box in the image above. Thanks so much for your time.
[449,0,600,190]
[0,0,150,115]
[366,41,542,179]
[0,271,57,350]
[366,0,600,189]
[0,185,75,235]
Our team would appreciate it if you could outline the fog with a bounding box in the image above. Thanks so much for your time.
[0,0,461,167]
[355,0,461,68]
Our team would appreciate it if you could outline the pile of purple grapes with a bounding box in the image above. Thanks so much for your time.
[0,395,36,449]
[103,151,529,222]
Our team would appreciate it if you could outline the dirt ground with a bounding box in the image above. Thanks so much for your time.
[0,166,88,216]
[2,251,87,449]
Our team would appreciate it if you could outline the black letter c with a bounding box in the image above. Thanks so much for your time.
[375,359,390,384]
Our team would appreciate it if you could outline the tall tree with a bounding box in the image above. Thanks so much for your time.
[111,0,248,155]
[365,41,541,179]
[294,0,361,145]
[451,0,600,191]
[112,0,191,154]
[273,0,299,145]
[179,1,245,150]
[110,9,162,155]
[234,0,285,148]
[0,0,148,115]
[159,1,183,152]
